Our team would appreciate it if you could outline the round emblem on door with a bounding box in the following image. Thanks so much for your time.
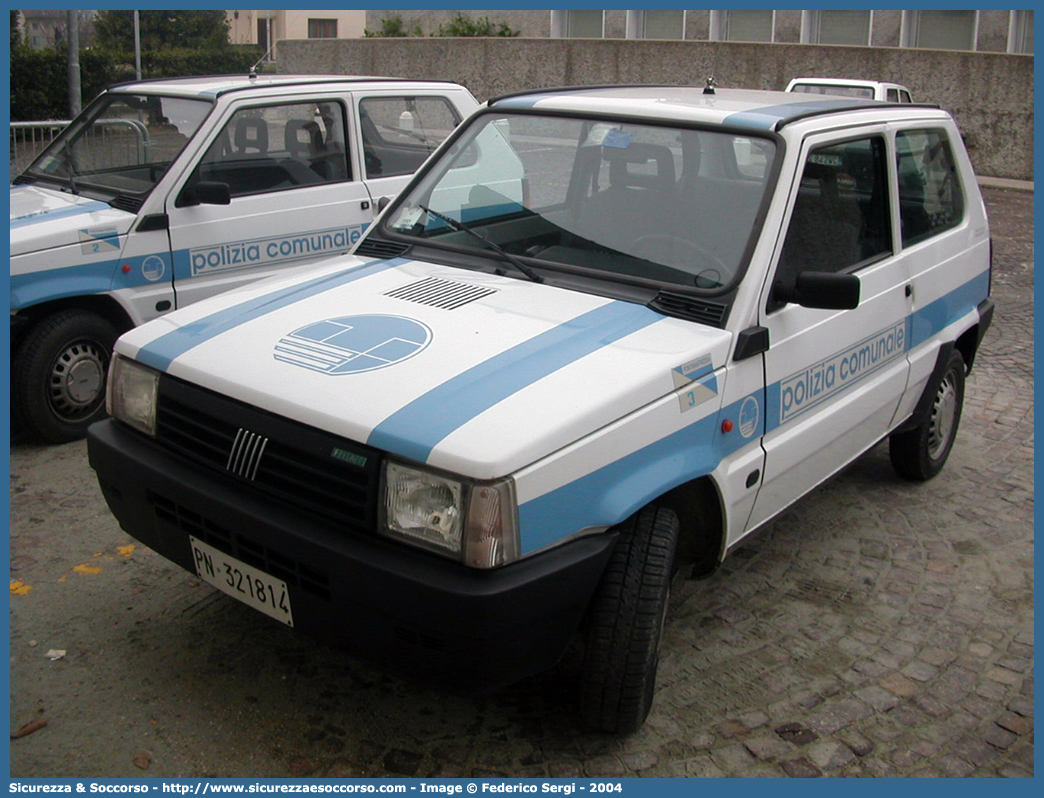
[738,395,760,438]
[141,255,166,282]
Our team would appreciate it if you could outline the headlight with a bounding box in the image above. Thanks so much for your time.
[381,460,520,569]
[107,356,160,436]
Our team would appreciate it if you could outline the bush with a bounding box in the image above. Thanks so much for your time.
[433,13,519,37]
[10,45,263,121]
[364,14,423,38]
[11,49,118,120]
[364,12,519,38]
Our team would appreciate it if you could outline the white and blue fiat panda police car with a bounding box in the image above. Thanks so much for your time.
[88,84,993,733]
[11,74,477,442]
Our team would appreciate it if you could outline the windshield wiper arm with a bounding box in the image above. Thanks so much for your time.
[61,148,79,195]
[418,204,542,283]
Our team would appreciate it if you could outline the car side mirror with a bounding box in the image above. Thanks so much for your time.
[193,181,232,205]
[177,181,232,207]
[774,271,860,310]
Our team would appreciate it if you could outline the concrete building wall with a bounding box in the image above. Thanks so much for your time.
[279,37,1033,180]
[684,11,711,41]
[775,10,802,43]
[978,10,1013,52]
[871,11,903,48]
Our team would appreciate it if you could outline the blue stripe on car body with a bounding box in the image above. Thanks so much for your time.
[908,270,990,349]
[367,302,666,464]
[9,252,177,309]
[135,258,405,372]
[518,387,757,554]
[724,98,868,130]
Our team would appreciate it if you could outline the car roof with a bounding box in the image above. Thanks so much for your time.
[106,73,465,100]
[487,85,933,132]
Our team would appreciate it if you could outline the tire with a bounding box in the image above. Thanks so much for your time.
[889,349,966,481]
[13,310,118,444]
[579,504,679,734]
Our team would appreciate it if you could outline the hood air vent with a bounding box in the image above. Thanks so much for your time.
[649,292,729,328]
[355,238,409,259]
[385,276,498,310]
[109,195,144,213]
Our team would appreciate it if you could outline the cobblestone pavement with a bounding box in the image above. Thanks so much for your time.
[9,188,1033,778]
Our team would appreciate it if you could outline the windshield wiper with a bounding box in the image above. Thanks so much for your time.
[60,148,79,195]
[418,204,543,284]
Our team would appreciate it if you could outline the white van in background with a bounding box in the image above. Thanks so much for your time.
[787,77,914,103]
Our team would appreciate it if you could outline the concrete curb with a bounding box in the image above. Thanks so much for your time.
[978,176,1033,192]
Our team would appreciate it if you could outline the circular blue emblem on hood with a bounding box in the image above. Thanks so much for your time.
[274,314,432,375]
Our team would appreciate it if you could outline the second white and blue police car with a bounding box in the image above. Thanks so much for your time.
[11,74,477,442]
[88,85,993,733]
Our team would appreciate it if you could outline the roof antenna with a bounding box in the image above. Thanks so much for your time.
[250,44,276,77]
[703,75,717,95]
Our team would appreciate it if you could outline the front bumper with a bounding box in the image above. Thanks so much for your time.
[87,419,617,691]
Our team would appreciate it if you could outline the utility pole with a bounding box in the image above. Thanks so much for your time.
[66,9,81,116]
[134,11,141,80]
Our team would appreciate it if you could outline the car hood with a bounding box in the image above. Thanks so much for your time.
[118,256,733,478]
[10,184,135,258]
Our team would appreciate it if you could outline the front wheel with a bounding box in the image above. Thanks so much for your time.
[889,349,966,481]
[13,310,118,444]
[579,504,679,734]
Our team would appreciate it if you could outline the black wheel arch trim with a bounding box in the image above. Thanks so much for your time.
[895,341,957,435]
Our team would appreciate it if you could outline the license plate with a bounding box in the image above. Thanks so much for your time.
[189,536,294,627]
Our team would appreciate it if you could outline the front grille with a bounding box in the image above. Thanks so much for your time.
[149,491,331,600]
[155,375,381,534]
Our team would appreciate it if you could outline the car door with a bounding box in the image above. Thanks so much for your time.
[165,97,373,309]
[746,128,912,530]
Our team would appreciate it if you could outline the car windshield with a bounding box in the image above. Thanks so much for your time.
[385,112,777,292]
[26,92,212,199]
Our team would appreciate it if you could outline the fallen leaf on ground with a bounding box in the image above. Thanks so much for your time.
[11,719,47,739]
[134,751,151,770]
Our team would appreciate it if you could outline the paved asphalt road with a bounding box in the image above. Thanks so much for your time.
[8,187,1033,778]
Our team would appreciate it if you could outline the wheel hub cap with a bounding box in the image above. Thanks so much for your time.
[50,342,106,417]
[927,374,958,460]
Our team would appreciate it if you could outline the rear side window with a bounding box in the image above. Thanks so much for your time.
[359,97,463,179]
[896,129,965,247]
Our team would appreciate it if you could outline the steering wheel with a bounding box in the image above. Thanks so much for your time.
[632,234,727,288]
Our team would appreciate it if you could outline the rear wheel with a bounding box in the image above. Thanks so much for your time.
[889,349,966,481]
[13,310,117,444]
[579,504,679,734]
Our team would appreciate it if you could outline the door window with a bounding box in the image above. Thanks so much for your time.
[773,136,892,304]
[189,101,350,200]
